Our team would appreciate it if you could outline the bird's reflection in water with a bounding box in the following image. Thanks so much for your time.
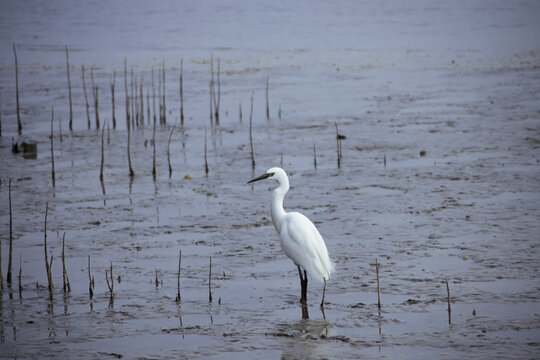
[276,316,333,360]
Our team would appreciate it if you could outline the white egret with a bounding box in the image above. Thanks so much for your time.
[248,167,335,307]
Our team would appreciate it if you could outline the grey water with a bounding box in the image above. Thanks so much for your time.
[0,0,539,358]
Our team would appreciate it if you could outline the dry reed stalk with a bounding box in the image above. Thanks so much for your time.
[146,86,151,125]
[204,126,209,175]
[18,255,22,298]
[82,65,91,129]
[266,76,269,121]
[44,203,53,301]
[179,59,184,126]
[0,89,3,137]
[376,258,381,310]
[152,115,157,181]
[61,233,71,293]
[134,76,139,127]
[91,67,100,129]
[249,92,255,169]
[127,120,134,177]
[65,46,73,131]
[158,68,162,125]
[100,121,106,182]
[88,255,93,300]
[124,58,130,131]
[152,67,156,125]
[212,57,221,125]
[162,60,166,125]
[110,71,117,129]
[130,68,135,129]
[50,107,56,187]
[167,124,175,178]
[6,178,14,288]
[139,77,144,126]
[446,280,451,324]
[313,145,317,170]
[238,101,242,124]
[208,256,212,303]
[105,262,114,305]
[175,250,181,303]
[13,43,22,135]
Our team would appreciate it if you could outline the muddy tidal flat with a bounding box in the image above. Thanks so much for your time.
[0,1,539,359]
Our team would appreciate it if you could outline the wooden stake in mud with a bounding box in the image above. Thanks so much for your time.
[139,77,144,126]
[62,232,71,293]
[335,122,343,169]
[130,68,135,129]
[152,114,157,181]
[167,124,175,178]
[209,80,213,126]
[204,126,209,176]
[175,250,181,303]
[249,92,255,170]
[88,255,94,300]
[110,71,117,129]
[146,86,151,125]
[446,280,452,324]
[162,60,166,125]
[238,101,242,124]
[127,115,135,178]
[265,76,270,121]
[152,67,156,126]
[100,120,106,182]
[211,57,221,126]
[50,107,56,188]
[6,178,14,289]
[0,89,3,137]
[313,144,317,170]
[105,262,114,306]
[134,76,139,127]
[155,269,159,289]
[18,255,23,299]
[179,58,184,126]
[65,46,73,131]
[44,203,54,301]
[82,65,91,129]
[208,256,213,303]
[13,43,22,135]
[124,58,130,131]
[376,258,381,310]
[90,66,100,129]
[0,179,3,290]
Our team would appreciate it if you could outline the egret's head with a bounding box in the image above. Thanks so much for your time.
[247,167,287,184]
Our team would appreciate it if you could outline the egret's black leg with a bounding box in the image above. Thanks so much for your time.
[303,270,308,304]
[297,266,307,305]
[320,278,327,309]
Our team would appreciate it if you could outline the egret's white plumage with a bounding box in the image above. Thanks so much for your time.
[248,167,334,304]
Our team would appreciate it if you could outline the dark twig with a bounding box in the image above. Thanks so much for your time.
[179,59,184,126]
[13,43,22,135]
[18,255,22,299]
[124,58,130,131]
[265,76,269,121]
[82,65,91,129]
[208,256,212,303]
[91,66,100,129]
[204,126,209,176]
[176,250,181,303]
[167,124,176,178]
[50,107,56,187]
[65,46,73,131]
[44,203,53,301]
[6,178,14,289]
[110,71,117,129]
[88,255,93,300]
[100,120,106,182]
[62,232,71,293]
[152,114,157,181]
[376,258,381,310]
[446,280,452,324]
[249,92,255,169]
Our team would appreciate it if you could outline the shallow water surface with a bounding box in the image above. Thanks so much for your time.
[1,1,540,359]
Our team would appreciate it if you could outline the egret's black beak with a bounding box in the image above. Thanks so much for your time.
[247,172,273,184]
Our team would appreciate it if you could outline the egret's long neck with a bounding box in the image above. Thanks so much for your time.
[270,178,289,234]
